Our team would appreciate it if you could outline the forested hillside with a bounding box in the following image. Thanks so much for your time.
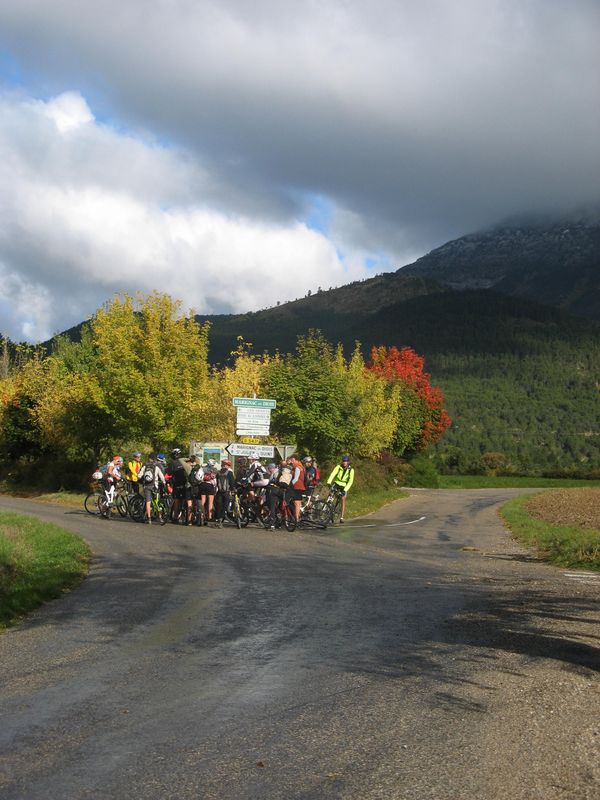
[199,289,600,475]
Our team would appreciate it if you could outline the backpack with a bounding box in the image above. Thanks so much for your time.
[170,459,187,487]
[305,465,319,488]
[188,465,203,486]
[216,469,231,493]
[276,465,293,488]
[142,465,156,485]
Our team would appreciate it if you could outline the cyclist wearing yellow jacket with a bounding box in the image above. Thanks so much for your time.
[327,455,354,523]
[126,452,143,493]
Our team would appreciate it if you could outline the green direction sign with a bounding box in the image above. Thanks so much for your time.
[232,397,277,409]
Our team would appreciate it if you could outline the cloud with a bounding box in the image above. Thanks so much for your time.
[0,1,599,339]
[0,90,364,341]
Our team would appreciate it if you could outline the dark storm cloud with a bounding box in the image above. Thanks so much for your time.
[1,1,599,243]
[0,0,599,340]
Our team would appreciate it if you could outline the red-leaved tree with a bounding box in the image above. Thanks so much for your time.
[367,346,451,455]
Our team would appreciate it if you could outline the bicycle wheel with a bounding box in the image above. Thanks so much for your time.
[84,491,102,515]
[322,495,341,524]
[98,497,113,519]
[152,500,167,526]
[310,500,329,527]
[129,494,145,522]
[238,498,252,528]
[259,505,271,529]
[232,497,242,529]
[283,505,297,532]
[115,494,129,518]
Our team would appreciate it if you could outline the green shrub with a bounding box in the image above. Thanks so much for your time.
[404,454,440,488]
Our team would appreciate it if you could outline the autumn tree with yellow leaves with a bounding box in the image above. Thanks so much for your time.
[0,296,451,487]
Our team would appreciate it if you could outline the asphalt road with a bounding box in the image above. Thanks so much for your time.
[0,490,598,800]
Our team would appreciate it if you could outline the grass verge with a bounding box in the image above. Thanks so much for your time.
[346,486,409,518]
[0,485,85,508]
[439,475,600,489]
[500,494,600,571]
[0,512,90,629]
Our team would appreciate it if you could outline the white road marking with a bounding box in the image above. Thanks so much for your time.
[339,516,426,530]
[564,572,600,584]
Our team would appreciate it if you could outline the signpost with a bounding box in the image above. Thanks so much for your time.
[233,397,275,437]
[226,443,275,458]
[232,398,276,409]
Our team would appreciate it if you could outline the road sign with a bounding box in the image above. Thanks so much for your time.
[232,397,276,409]
[236,428,270,436]
[227,443,275,458]
[236,408,271,420]
[275,444,297,460]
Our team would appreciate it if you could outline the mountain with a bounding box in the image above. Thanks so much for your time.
[401,213,600,319]
[35,213,600,474]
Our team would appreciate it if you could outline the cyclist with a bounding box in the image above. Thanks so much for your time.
[187,454,204,524]
[104,455,123,505]
[169,447,193,525]
[139,453,166,524]
[267,459,293,530]
[246,453,269,504]
[199,458,217,525]
[288,454,306,521]
[126,451,143,493]
[214,459,234,527]
[302,456,319,496]
[326,455,355,523]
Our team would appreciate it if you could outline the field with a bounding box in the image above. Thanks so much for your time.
[501,488,600,571]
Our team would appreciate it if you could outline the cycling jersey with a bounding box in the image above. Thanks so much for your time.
[327,464,355,493]
[127,460,142,482]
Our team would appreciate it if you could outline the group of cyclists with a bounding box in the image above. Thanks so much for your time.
[96,449,355,529]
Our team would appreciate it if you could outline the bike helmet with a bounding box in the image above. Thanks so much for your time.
[170,448,181,458]
[207,459,216,467]
[302,455,313,464]
[132,451,142,459]
[222,459,232,467]
[341,455,350,463]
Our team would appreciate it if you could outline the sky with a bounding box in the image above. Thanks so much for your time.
[0,0,599,342]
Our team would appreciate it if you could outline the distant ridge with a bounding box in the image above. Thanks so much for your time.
[400,213,600,319]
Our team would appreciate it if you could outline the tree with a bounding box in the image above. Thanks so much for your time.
[367,346,452,456]
[89,292,211,450]
[264,332,353,461]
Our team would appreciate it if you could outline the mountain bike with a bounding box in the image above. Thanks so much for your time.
[84,487,103,515]
[299,489,328,529]
[97,483,119,519]
[269,494,297,532]
[236,482,268,528]
[321,483,344,525]
[226,491,245,529]
[147,490,168,525]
